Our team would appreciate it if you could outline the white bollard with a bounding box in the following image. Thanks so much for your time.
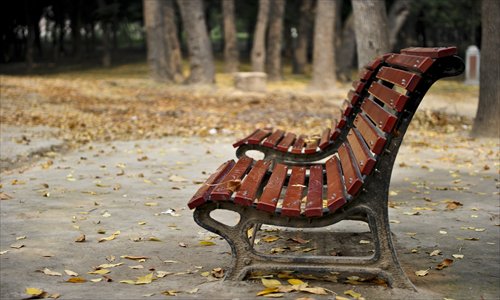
[465,45,480,85]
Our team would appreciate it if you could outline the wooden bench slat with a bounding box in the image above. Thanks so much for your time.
[319,128,331,150]
[385,53,434,73]
[257,163,288,213]
[233,129,259,148]
[337,116,347,129]
[291,134,306,154]
[262,129,285,147]
[325,156,347,212]
[304,138,319,154]
[210,157,253,201]
[188,160,236,209]
[247,129,272,145]
[359,68,374,81]
[281,166,306,217]
[376,67,421,92]
[368,81,409,112]
[234,160,271,206]
[347,128,376,175]
[353,113,387,155]
[305,165,324,217]
[342,100,353,117]
[401,46,457,58]
[338,143,363,196]
[276,132,296,152]
[361,98,398,133]
[348,90,361,105]
[352,80,366,94]
[364,56,384,70]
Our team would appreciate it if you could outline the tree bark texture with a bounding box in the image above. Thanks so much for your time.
[177,0,215,84]
[162,0,183,82]
[351,0,390,70]
[293,0,313,74]
[251,0,270,72]
[311,0,337,89]
[266,0,285,81]
[472,0,500,137]
[97,0,111,67]
[387,0,412,49]
[336,13,356,81]
[222,0,239,73]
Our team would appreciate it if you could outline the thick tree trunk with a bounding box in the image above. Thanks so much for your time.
[311,0,337,89]
[97,0,111,67]
[143,0,169,81]
[162,0,183,82]
[387,0,412,49]
[472,0,500,138]
[222,0,239,73]
[177,0,215,84]
[251,0,270,72]
[351,0,390,70]
[293,0,313,74]
[265,0,285,81]
[336,13,356,81]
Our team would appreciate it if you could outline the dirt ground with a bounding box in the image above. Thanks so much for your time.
[0,74,498,299]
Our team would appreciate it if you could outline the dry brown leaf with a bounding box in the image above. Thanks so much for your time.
[98,231,120,243]
[288,237,309,244]
[66,277,87,283]
[415,269,429,276]
[436,258,453,270]
[261,278,282,288]
[300,287,329,295]
[75,234,86,243]
[88,269,110,275]
[0,192,13,200]
[445,200,463,210]
[211,267,225,278]
[135,273,154,284]
[226,179,242,193]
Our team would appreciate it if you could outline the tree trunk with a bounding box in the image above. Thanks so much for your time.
[71,0,83,60]
[293,0,313,74]
[351,0,390,70]
[311,0,337,89]
[143,0,169,81]
[387,0,412,49]
[222,0,239,73]
[177,0,215,84]
[266,0,285,81]
[251,0,270,72]
[97,0,111,67]
[336,13,356,81]
[162,0,183,82]
[472,0,500,138]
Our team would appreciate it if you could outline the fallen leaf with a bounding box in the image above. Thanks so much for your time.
[256,287,279,296]
[148,237,161,242]
[263,293,284,298]
[10,243,25,249]
[98,231,120,243]
[288,237,309,244]
[129,265,144,269]
[359,240,371,244]
[16,236,27,240]
[262,236,279,243]
[344,289,362,299]
[161,290,178,296]
[301,287,329,295]
[452,254,464,259]
[187,288,199,294]
[287,279,305,286]
[430,250,441,256]
[96,263,123,269]
[121,255,149,260]
[119,280,136,284]
[135,273,154,285]
[445,201,463,210]
[144,202,158,206]
[25,287,44,297]
[0,250,9,255]
[156,271,172,278]
[415,269,429,276]
[261,278,282,288]
[88,269,110,275]
[211,267,224,278]
[436,258,453,270]
[40,268,62,276]
[64,270,79,276]
[90,278,103,283]
[168,175,187,182]
[199,240,216,246]
[75,234,86,243]
[0,192,13,200]
[226,179,242,193]
[178,242,187,247]
[66,277,87,283]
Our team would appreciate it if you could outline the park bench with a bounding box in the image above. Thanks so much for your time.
[188,47,464,290]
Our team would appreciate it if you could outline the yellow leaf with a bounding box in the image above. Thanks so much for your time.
[344,289,362,299]
[135,273,154,285]
[25,287,44,296]
[96,263,123,269]
[144,202,158,206]
[201,271,210,277]
[452,254,464,259]
[415,269,429,276]
[66,277,87,283]
[148,237,161,242]
[40,268,62,276]
[256,287,279,296]
[156,271,172,278]
[300,287,329,295]
[120,255,149,260]
[199,240,216,246]
[287,279,305,286]
[161,290,178,296]
[88,269,110,275]
[138,221,147,225]
[261,278,282,288]
[262,236,279,243]
[64,270,79,276]
[119,280,136,284]
[98,231,120,243]
[335,296,350,300]
[263,293,284,298]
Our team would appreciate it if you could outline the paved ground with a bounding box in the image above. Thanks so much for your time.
[0,121,498,300]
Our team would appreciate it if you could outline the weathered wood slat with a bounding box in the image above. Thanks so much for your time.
[376,67,421,92]
[257,163,288,213]
[401,46,457,58]
[210,157,253,201]
[319,128,331,149]
[361,98,398,133]
[247,129,272,145]
[233,129,259,148]
[291,135,306,154]
[347,128,376,175]
[338,143,363,196]
[325,157,347,212]
[368,81,409,112]
[262,129,285,147]
[385,53,434,73]
[234,160,271,206]
[353,113,387,155]
[305,165,323,217]
[304,138,319,154]
[276,132,296,152]
[281,166,306,217]
[188,160,236,209]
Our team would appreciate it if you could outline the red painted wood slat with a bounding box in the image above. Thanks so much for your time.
[281,166,306,217]
[361,98,398,133]
[401,47,457,58]
[262,129,285,147]
[325,157,347,212]
[346,128,376,175]
[337,116,347,129]
[385,53,434,73]
[348,90,361,105]
[304,138,319,154]
[305,165,324,217]
[234,160,271,206]
[291,135,306,154]
[319,128,331,149]
[342,100,353,117]
[187,160,236,209]
[276,132,296,152]
[368,81,409,112]
[233,129,259,148]
[338,143,363,196]
[247,129,272,145]
[210,157,253,201]
[376,67,421,92]
[353,113,387,155]
[257,163,288,213]
[359,68,374,81]
[352,80,366,93]
[364,56,384,70]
